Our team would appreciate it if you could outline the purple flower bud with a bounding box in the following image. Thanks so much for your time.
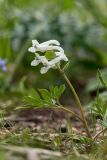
[0,59,7,72]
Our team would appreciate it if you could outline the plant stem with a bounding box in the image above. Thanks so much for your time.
[57,104,83,122]
[57,66,92,138]
[93,128,107,140]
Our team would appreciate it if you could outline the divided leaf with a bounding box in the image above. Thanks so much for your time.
[24,96,43,107]
[30,88,41,100]
[50,85,65,100]
[24,85,66,108]
[58,84,66,98]
[38,89,52,104]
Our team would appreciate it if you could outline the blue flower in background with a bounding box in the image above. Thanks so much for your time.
[0,59,7,72]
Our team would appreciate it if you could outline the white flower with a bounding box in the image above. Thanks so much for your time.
[40,66,52,74]
[48,56,61,65]
[55,52,68,61]
[31,53,48,66]
[31,58,40,66]
[28,40,68,74]
[40,62,56,74]
[40,40,60,46]
[28,40,39,52]
[28,40,60,53]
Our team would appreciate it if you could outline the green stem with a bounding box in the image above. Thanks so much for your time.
[57,104,83,122]
[58,66,92,138]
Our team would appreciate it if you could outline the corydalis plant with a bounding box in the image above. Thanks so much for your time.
[27,39,91,138]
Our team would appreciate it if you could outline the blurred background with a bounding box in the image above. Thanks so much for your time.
[1,0,107,104]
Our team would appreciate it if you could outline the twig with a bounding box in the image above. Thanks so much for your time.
[93,128,107,140]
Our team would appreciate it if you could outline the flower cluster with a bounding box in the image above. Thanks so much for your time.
[0,59,7,72]
[28,40,68,74]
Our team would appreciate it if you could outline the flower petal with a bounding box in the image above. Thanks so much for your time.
[61,55,68,61]
[55,52,61,56]
[40,56,49,65]
[31,59,40,66]
[41,40,60,46]
[40,66,50,74]
[56,52,68,61]
[28,47,36,53]
[0,59,7,66]
[49,57,61,65]
[32,40,39,47]
[2,66,7,72]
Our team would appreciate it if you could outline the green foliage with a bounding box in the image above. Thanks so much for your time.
[0,72,8,93]
[98,139,107,159]
[24,85,65,108]
[53,135,62,148]
[88,95,107,129]
[0,38,11,60]
[98,69,107,89]
[86,69,107,93]
[83,0,107,28]
[88,69,107,128]
[90,97,107,119]
[50,85,65,100]
[21,128,31,146]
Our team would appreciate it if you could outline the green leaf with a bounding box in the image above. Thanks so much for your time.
[50,85,55,97]
[98,69,107,89]
[30,88,41,100]
[54,86,59,99]
[58,84,66,98]
[54,85,65,99]
[50,85,66,100]
[24,85,65,108]
[86,69,107,92]
[24,96,42,107]
[38,89,52,103]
